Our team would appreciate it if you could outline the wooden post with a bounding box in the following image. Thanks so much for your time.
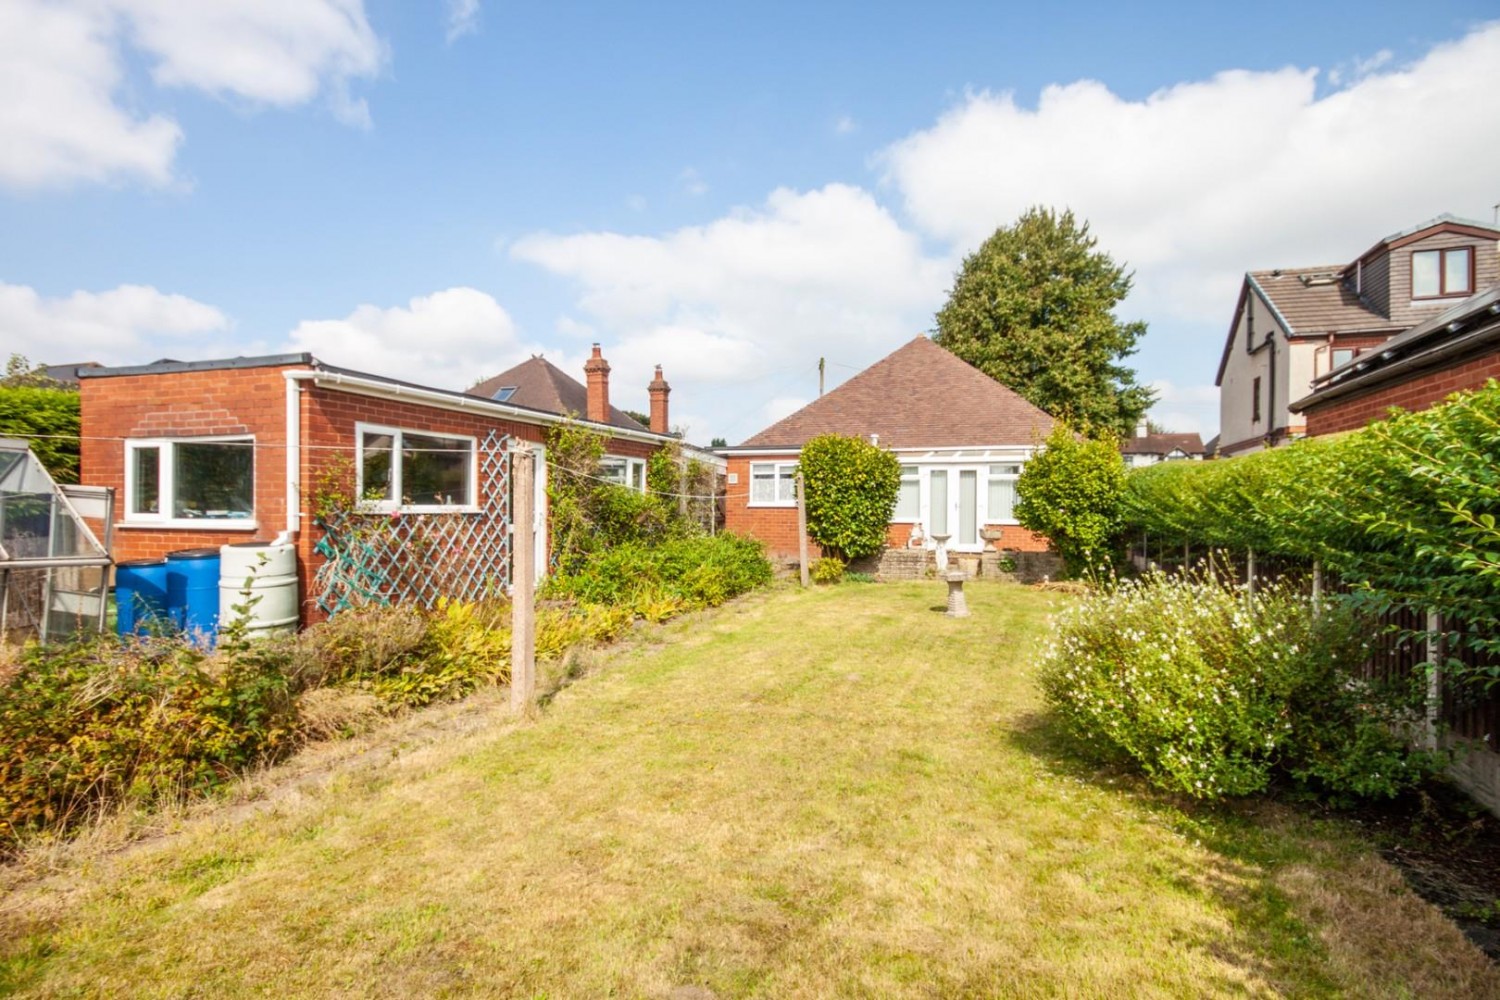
[796,471,810,588]
[511,446,537,713]
[1311,560,1323,617]
[678,461,689,522]
[1425,610,1444,752]
[1246,548,1256,603]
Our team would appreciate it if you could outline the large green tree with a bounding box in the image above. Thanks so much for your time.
[934,207,1154,437]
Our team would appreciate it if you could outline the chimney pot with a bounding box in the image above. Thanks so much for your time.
[648,364,671,435]
[584,344,612,424]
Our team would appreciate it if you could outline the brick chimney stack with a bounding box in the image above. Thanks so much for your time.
[584,344,611,424]
[647,365,671,434]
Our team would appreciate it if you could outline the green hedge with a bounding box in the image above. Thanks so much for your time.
[1120,381,1500,649]
[0,386,80,483]
[543,533,773,610]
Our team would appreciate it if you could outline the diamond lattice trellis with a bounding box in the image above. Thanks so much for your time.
[313,430,513,616]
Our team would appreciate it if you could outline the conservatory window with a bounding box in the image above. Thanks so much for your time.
[987,463,1022,523]
[357,424,477,511]
[124,437,255,524]
[893,465,919,521]
[749,461,797,506]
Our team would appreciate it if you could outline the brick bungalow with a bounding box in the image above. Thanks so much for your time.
[1289,285,1500,434]
[721,336,1054,569]
[79,345,676,625]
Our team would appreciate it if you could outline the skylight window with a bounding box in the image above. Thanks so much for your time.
[492,386,517,402]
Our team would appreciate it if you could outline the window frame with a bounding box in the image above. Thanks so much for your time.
[747,461,798,508]
[355,422,480,513]
[1411,246,1475,300]
[892,465,920,522]
[122,435,258,529]
[597,455,648,494]
[985,463,1023,525]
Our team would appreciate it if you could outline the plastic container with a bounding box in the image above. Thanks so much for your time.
[166,547,222,644]
[115,558,170,636]
[219,541,299,638]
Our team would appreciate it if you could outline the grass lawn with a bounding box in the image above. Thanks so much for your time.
[2,582,1496,998]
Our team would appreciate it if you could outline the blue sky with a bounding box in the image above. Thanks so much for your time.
[3,1,1499,443]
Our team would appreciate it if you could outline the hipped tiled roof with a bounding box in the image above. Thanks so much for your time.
[468,356,646,433]
[737,336,1055,449]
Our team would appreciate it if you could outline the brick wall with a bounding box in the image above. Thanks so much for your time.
[80,363,305,563]
[1302,347,1500,436]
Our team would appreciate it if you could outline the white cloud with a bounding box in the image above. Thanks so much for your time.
[880,22,1500,328]
[445,0,480,43]
[834,115,857,135]
[0,282,232,364]
[512,183,949,442]
[0,0,384,190]
[0,2,182,189]
[282,287,567,392]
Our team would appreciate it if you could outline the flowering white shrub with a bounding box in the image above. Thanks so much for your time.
[1038,572,1437,801]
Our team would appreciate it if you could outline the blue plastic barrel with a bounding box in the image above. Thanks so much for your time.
[115,558,170,636]
[166,547,222,644]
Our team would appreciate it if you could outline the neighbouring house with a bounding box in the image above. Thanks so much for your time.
[721,336,1055,571]
[1215,214,1500,457]
[1290,285,1500,435]
[1119,420,1205,468]
[79,345,679,626]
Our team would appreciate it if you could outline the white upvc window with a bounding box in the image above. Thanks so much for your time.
[893,465,919,521]
[986,463,1023,524]
[356,423,478,512]
[598,456,647,493]
[123,436,257,528]
[748,461,797,506]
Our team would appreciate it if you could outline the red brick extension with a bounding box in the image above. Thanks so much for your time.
[1301,347,1500,435]
[81,361,659,624]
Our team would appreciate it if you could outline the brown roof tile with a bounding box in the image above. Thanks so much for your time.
[468,356,647,432]
[1249,266,1402,337]
[737,336,1055,449]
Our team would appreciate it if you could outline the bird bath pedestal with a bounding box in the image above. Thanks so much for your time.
[944,571,970,618]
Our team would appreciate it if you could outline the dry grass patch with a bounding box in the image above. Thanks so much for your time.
[1,583,1496,998]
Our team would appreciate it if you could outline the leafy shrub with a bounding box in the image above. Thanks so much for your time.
[1039,573,1437,802]
[589,483,679,548]
[0,639,297,842]
[799,434,901,562]
[810,556,846,584]
[1015,423,1125,577]
[544,534,772,611]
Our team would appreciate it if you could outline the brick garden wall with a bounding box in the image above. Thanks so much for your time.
[1302,347,1500,436]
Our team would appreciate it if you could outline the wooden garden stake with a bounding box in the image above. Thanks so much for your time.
[511,445,537,713]
[796,471,810,588]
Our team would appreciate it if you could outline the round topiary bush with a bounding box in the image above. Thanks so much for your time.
[798,434,901,563]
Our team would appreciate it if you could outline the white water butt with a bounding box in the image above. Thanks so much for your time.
[219,541,298,636]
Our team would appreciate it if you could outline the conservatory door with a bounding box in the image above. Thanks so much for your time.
[924,467,984,552]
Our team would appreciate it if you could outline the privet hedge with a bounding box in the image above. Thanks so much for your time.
[798,434,901,562]
[1119,381,1500,663]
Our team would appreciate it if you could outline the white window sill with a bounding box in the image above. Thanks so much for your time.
[890,517,920,524]
[117,519,260,531]
[358,505,483,516]
[746,501,797,509]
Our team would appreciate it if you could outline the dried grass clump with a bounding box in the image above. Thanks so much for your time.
[294,687,384,741]
[289,604,429,689]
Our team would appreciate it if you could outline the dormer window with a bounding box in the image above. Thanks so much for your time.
[1412,247,1473,299]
